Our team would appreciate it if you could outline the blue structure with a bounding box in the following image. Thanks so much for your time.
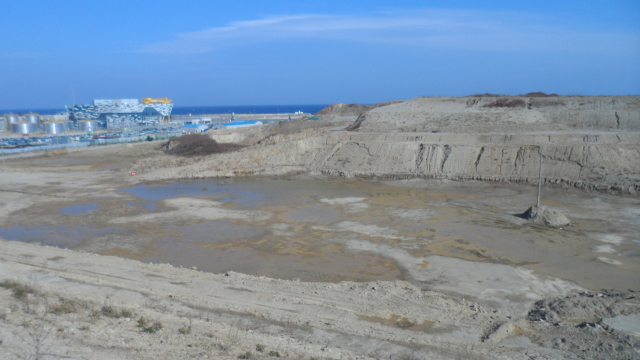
[221,120,263,129]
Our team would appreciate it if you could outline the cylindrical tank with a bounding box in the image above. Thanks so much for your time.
[79,120,99,132]
[11,122,40,134]
[63,121,74,131]
[24,113,40,124]
[44,122,67,134]
[4,114,21,125]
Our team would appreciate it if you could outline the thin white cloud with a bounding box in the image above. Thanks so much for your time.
[138,9,639,55]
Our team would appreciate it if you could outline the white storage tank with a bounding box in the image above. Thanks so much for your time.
[79,120,99,132]
[4,114,22,128]
[44,122,67,134]
[11,122,40,134]
[24,113,41,124]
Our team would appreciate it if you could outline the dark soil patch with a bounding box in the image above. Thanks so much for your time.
[470,93,503,97]
[482,98,527,108]
[523,92,560,97]
[163,134,244,157]
[345,113,366,131]
[263,119,330,137]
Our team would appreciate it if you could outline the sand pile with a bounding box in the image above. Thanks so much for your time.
[522,205,571,227]
[163,134,243,157]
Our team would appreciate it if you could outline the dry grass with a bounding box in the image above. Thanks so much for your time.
[49,298,86,314]
[163,134,244,157]
[99,305,133,318]
[0,280,36,299]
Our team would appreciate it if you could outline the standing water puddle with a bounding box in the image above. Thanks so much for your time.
[4,178,639,291]
[0,225,127,248]
[59,204,101,214]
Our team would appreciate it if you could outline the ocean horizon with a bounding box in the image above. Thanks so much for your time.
[1,104,331,116]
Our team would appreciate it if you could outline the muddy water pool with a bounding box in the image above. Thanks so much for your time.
[2,178,639,294]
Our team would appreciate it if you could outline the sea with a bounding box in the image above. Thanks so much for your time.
[1,104,330,116]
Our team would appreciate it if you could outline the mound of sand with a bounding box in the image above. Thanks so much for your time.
[163,134,244,157]
[522,205,571,227]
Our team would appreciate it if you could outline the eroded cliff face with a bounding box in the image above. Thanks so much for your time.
[140,131,639,194]
[317,133,639,192]
[138,96,640,194]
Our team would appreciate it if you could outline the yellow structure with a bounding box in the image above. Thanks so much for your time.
[142,97,173,104]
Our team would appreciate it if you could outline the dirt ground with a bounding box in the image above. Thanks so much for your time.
[0,136,639,359]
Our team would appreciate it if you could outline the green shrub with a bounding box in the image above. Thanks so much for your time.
[137,317,162,333]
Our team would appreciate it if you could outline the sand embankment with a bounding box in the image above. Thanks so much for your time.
[137,131,640,195]
[132,96,640,194]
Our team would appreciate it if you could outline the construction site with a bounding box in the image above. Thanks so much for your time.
[0,95,639,360]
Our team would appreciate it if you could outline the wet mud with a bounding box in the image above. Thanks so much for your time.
[2,177,638,295]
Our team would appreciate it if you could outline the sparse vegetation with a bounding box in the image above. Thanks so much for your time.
[49,297,86,314]
[49,303,75,314]
[0,280,36,299]
[178,327,191,335]
[239,351,254,359]
[100,305,132,318]
[268,351,281,357]
[255,344,266,352]
[137,317,162,333]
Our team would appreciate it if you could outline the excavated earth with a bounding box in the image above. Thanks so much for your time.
[0,95,639,360]
[138,96,640,195]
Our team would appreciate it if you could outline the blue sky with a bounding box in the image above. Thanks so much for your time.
[1,0,639,109]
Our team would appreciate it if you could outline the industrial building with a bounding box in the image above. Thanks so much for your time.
[66,97,173,129]
[182,124,209,133]
[221,120,263,129]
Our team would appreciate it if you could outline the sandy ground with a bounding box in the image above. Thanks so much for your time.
[2,238,639,360]
[0,105,639,359]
